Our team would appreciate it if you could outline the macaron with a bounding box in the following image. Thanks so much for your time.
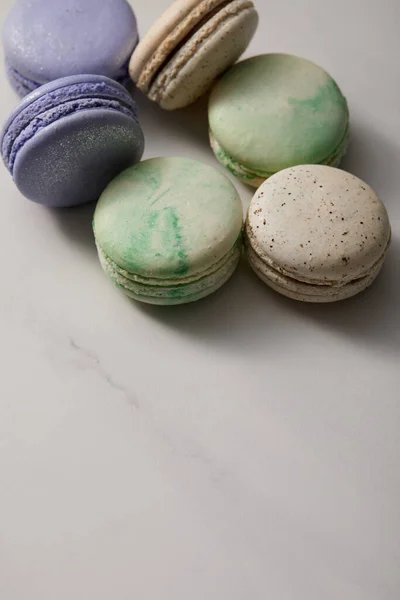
[93,157,244,305]
[245,165,391,303]
[3,0,139,97]
[129,0,259,110]
[209,54,350,187]
[1,75,144,208]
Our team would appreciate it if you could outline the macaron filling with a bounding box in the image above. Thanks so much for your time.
[2,80,138,175]
[96,235,242,302]
[210,124,350,185]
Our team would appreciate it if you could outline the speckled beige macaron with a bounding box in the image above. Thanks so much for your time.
[129,0,258,110]
[245,165,392,303]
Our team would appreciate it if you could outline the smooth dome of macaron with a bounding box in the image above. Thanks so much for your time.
[209,54,349,187]
[94,157,244,305]
[3,0,138,96]
[1,75,144,208]
[129,0,259,110]
[245,165,391,303]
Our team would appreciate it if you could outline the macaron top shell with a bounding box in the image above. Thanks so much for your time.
[247,165,391,284]
[209,54,349,174]
[94,157,243,279]
[3,0,138,84]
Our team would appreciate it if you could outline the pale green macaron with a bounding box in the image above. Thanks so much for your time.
[93,157,243,305]
[209,54,350,188]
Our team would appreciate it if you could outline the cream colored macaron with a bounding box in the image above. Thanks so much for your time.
[245,165,392,303]
[129,0,258,110]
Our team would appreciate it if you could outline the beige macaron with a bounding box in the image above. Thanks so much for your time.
[245,165,392,303]
[129,0,259,110]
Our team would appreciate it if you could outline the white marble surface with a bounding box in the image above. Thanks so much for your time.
[0,1,399,598]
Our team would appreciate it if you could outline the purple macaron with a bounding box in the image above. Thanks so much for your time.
[1,74,144,208]
[3,0,139,97]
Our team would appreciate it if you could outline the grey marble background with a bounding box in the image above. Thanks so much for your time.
[0,0,399,598]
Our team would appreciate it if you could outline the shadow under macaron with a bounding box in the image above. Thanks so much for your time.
[135,233,399,358]
[280,234,400,356]
[48,209,399,358]
[341,119,400,209]
[134,256,284,354]
[50,201,98,257]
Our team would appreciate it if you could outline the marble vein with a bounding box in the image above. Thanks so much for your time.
[68,337,140,410]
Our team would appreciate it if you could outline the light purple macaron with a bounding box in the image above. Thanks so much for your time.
[1,75,144,208]
[3,0,139,97]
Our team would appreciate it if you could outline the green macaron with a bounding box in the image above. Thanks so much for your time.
[208,53,350,187]
[93,157,244,305]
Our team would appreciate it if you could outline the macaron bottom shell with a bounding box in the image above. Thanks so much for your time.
[245,239,389,303]
[97,238,242,305]
[209,126,350,188]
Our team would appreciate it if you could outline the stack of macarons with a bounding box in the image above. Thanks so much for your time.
[1,0,393,305]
